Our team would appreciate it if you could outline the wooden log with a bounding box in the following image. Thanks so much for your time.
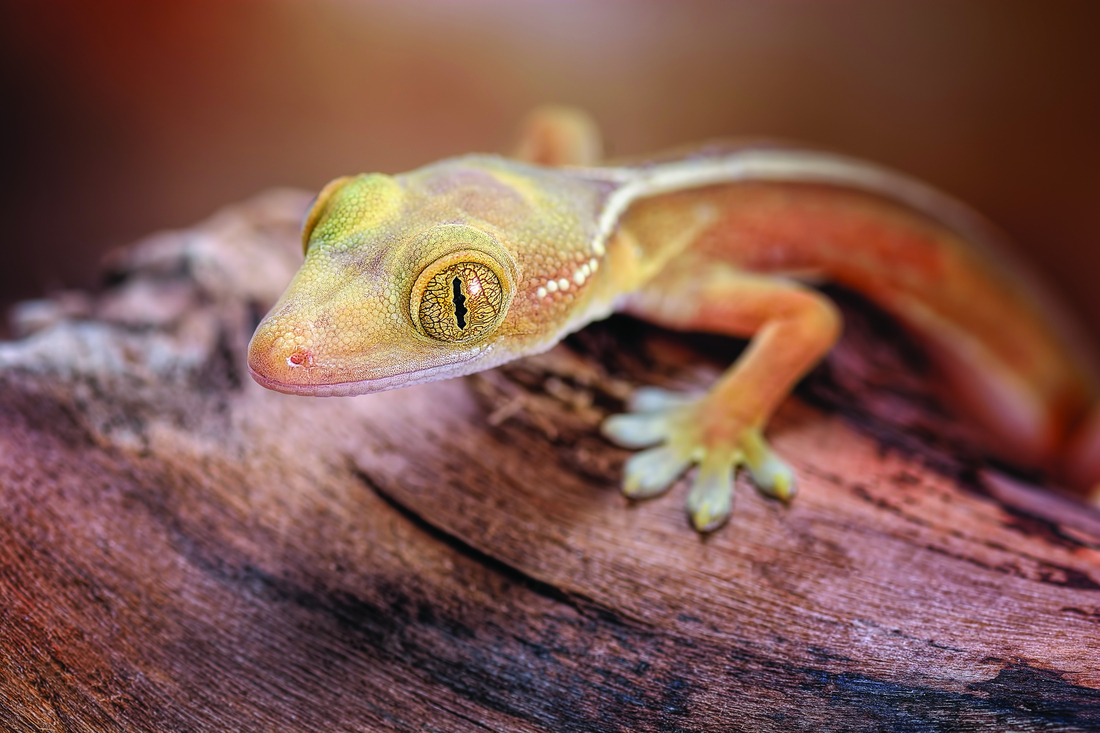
[1,189,1098,733]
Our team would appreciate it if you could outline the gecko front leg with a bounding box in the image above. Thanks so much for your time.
[602,261,841,531]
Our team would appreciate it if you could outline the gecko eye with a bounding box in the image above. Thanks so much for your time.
[413,258,506,342]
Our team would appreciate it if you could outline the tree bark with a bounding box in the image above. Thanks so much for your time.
[1,190,1098,733]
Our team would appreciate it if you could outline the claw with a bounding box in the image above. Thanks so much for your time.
[623,445,693,499]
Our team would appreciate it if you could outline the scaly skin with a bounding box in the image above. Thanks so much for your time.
[249,108,1100,531]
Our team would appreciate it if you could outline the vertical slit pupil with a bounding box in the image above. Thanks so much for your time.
[452,277,468,329]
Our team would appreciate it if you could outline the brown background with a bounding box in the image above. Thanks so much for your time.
[2,0,1099,335]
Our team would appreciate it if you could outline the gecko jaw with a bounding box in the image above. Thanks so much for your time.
[246,346,491,397]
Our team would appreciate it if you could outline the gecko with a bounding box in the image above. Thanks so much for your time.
[248,107,1100,532]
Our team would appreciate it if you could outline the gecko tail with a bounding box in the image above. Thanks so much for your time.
[937,337,1100,506]
[908,306,1099,503]
[921,330,1059,464]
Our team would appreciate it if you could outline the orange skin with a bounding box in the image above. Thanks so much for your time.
[249,107,1100,532]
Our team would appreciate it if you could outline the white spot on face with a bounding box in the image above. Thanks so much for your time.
[537,286,547,298]
[557,278,569,291]
[573,270,586,285]
[593,240,606,256]
[546,280,558,293]
[589,257,599,272]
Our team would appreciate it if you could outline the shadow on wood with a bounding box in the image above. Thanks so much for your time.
[1,191,1098,732]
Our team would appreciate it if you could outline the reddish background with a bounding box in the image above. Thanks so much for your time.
[2,1,1099,336]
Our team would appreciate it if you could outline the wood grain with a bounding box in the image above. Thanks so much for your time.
[1,190,1098,732]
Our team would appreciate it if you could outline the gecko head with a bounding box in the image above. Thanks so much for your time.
[247,170,529,396]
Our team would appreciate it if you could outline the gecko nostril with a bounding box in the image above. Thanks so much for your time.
[287,350,309,367]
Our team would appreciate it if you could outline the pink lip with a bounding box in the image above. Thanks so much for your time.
[247,363,379,397]
[246,349,485,397]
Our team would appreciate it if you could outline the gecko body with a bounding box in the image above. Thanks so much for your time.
[248,109,1100,530]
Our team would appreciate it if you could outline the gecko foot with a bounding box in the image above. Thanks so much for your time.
[601,387,795,532]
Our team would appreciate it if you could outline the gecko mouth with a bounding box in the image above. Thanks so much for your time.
[246,364,368,397]
[246,349,487,397]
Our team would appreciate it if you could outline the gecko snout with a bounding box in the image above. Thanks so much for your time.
[246,315,321,392]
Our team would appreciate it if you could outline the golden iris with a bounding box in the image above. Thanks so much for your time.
[418,262,504,342]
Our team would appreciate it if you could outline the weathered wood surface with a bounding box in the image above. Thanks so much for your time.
[1,190,1099,733]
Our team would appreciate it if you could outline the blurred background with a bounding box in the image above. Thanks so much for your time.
[2,1,1099,336]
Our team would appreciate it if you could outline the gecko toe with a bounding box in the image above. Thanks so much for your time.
[628,386,701,412]
[601,411,675,449]
[623,445,693,499]
[738,427,797,501]
[747,449,797,501]
[685,455,735,532]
